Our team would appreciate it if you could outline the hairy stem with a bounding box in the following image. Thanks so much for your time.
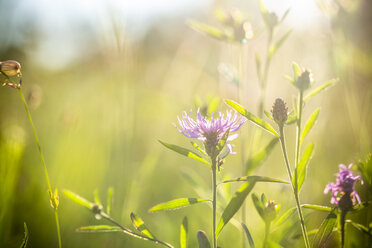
[18,87,62,248]
[279,126,310,248]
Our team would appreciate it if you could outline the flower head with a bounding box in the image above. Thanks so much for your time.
[271,98,288,127]
[324,164,362,207]
[175,109,245,157]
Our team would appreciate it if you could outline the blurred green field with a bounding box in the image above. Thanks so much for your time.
[0,0,371,247]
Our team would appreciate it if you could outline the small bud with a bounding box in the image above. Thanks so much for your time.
[296,70,312,90]
[271,98,288,127]
[264,200,279,222]
[267,12,278,28]
[92,204,103,219]
[0,60,22,77]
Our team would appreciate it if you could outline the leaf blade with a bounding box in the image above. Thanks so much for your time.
[180,217,188,248]
[246,138,279,174]
[312,208,338,248]
[20,223,29,248]
[149,198,210,212]
[294,144,314,194]
[241,223,255,248]
[222,176,288,184]
[197,231,211,248]
[187,20,228,41]
[63,190,94,210]
[300,108,320,143]
[130,212,156,239]
[304,79,338,101]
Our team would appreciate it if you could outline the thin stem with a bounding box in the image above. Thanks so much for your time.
[18,87,62,248]
[212,159,217,248]
[340,210,347,248]
[263,222,271,248]
[294,91,304,168]
[279,127,310,248]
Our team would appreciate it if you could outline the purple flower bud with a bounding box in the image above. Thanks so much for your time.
[271,98,288,127]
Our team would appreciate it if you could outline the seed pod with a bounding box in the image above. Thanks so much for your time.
[0,60,22,77]
[271,98,288,127]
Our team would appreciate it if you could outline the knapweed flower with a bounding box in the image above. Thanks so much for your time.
[271,98,288,127]
[324,164,362,208]
[175,109,245,158]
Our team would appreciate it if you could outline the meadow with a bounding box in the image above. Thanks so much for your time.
[0,0,371,247]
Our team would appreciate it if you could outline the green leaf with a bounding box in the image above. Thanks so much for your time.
[269,29,292,57]
[302,204,332,212]
[284,75,294,84]
[225,100,279,137]
[191,141,207,156]
[94,189,102,206]
[180,217,188,248]
[149,198,210,212]
[216,129,230,155]
[216,180,256,237]
[348,220,372,237]
[286,109,297,125]
[187,20,228,41]
[279,9,290,24]
[159,140,210,166]
[293,229,319,239]
[267,241,283,248]
[252,193,264,219]
[312,208,337,248]
[272,207,296,228]
[357,154,372,187]
[222,175,288,184]
[107,187,114,215]
[304,79,338,101]
[246,138,279,174]
[293,144,314,194]
[20,223,29,248]
[197,231,211,248]
[77,225,122,233]
[241,223,255,248]
[300,108,320,143]
[130,212,156,239]
[292,62,302,80]
[264,110,274,121]
[63,190,94,209]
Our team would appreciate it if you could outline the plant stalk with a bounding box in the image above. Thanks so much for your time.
[340,210,347,248]
[18,87,62,248]
[294,91,304,167]
[212,158,217,248]
[279,126,310,248]
[263,222,271,248]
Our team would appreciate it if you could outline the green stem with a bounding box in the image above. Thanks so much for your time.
[212,159,217,248]
[340,210,347,248]
[18,87,62,248]
[263,222,271,248]
[279,126,310,248]
[294,91,304,167]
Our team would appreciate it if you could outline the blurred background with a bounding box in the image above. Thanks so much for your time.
[0,0,371,247]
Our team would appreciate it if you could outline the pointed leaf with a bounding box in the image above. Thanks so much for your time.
[20,223,29,248]
[304,79,338,101]
[130,213,156,239]
[241,223,255,248]
[246,138,279,174]
[292,62,302,79]
[348,221,372,237]
[159,141,210,166]
[222,176,288,184]
[272,207,296,228]
[269,29,292,57]
[149,198,210,212]
[63,190,94,210]
[77,225,122,233]
[191,141,208,156]
[187,20,228,41]
[293,229,319,239]
[252,193,264,219]
[279,9,290,23]
[300,108,320,143]
[197,231,211,248]
[216,180,256,236]
[264,110,274,121]
[302,204,332,212]
[294,144,314,194]
[94,189,102,206]
[180,217,188,248]
[216,129,230,155]
[312,208,337,248]
[225,100,279,137]
[284,75,294,84]
[107,187,114,215]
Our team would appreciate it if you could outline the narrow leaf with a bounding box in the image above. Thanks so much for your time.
[20,223,29,248]
[94,189,102,206]
[264,110,274,121]
[63,190,94,209]
[279,9,290,23]
[222,176,288,184]
[149,198,210,212]
[294,144,314,194]
[197,231,211,248]
[246,138,279,174]
[273,207,296,228]
[293,229,319,239]
[216,180,256,236]
[252,193,264,218]
[216,129,230,155]
[241,223,255,248]
[267,241,283,248]
[159,141,210,166]
[225,100,279,137]
[180,217,188,248]
[300,108,320,143]
[187,20,228,41]
[302,204,332,212]
[348,221,372,237]
[269,29,292,57]
[292,62,302,79]
[284,75,294,84]
[191,141,208,156]
[304,79,338,101]
[130,213,156,239]
[312,208,337,248]
[107,187,114,215]
[77,225,122,233]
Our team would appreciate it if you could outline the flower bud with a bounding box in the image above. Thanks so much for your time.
[264,200,279,222]
[267,12,278,28]
[0,60,22,77]
[271,98,288,127]
[296,70,312,90]
[92,204,103,219]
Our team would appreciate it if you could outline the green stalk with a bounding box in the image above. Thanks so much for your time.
[279,126,310,248]
[263,222,271,248]
[212,158,217,248]
[18,88,62,248]
[340,210,347,248]
[294,91,304,168]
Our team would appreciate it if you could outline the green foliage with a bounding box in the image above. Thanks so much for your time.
[293,144,314,194]
[180,217,188,248]
[269,29,292,58]
[159,140,210,166]
[221,176,288,184]
[106,187,114,215]
[357,154,372,188]
[187,20,229,42]
[63,190,94,210]
[312,208,337,248]
[302,204,332,212]
[246,138,279,174]
[149,198,210,212]
[197,231,211,248]
[304,79,338,101]
[225,100,279,137]
[20,223,28,248]
[300,109,320,143]
[77,225,122,233]
[241,223,255,248]
[130,213,156,239]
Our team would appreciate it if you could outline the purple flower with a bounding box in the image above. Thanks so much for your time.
[324,164,362,205]
[175,109,246,157]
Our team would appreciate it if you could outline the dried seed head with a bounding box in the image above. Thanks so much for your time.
[0,60,22,77]
[296,70,312,90]
[271,98,288,126]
